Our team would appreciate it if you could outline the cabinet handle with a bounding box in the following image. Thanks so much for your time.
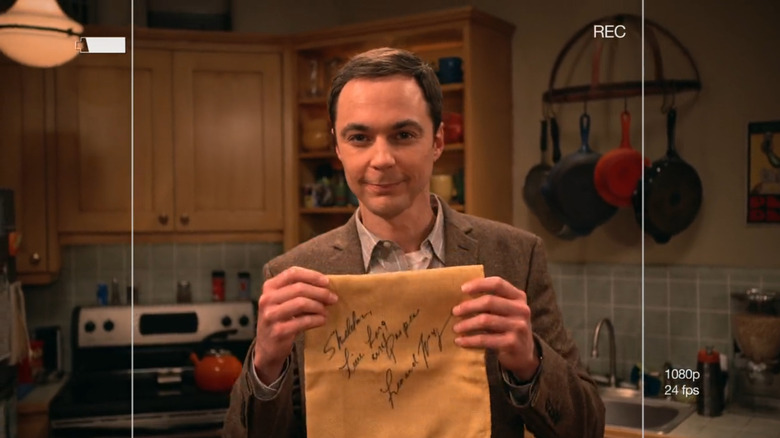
[30,252,41,265]
[180,213,190,225]
[158,214,169,225]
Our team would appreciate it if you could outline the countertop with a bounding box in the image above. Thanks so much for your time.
[669,408,780,438]
[17,376,68,414]
[524,407,780,437]
[15,378,780,437]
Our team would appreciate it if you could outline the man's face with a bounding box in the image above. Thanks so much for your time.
[334,76,443,220]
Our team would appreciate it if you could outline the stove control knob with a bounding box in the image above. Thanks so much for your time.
[104,320,115,332]
[85,321,96,333]
[239,315,250,327]
[222,316,232,327]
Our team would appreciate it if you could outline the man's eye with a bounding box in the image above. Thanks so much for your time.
[396,131,416,141]
[347,134,369,143]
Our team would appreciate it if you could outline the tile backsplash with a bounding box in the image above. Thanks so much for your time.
[22,242,283,370]
[551,263,780,382]
[21,248,779,380]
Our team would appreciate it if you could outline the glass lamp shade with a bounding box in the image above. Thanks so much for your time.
[0,0,83,68]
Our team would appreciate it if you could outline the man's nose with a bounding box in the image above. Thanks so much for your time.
[369,138,396,169]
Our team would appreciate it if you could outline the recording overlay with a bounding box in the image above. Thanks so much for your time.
[75,37,126,54]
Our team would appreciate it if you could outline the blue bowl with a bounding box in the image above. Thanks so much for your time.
[437,57,463,84]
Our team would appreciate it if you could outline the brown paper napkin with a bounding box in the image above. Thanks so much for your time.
[304,265,491,438]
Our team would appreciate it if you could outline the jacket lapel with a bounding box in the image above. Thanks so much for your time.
[323,214,365,275]
[442,203,480,268]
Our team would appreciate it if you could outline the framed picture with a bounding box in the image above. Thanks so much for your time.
[747,121,780,223]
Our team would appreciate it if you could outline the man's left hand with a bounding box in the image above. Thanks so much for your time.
[452,276,540,381]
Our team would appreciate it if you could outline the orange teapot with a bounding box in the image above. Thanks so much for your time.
[189,348,242,392]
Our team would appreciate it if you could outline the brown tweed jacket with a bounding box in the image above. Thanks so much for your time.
[223,204,605,437]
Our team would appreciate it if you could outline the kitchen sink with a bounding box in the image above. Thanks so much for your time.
[599,387,696,434]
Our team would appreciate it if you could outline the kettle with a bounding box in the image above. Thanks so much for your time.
[189,348,243,392]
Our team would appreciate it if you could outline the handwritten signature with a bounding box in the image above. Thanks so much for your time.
[323,310,373,360]
[366,308,420,364]
[379,313,453,409]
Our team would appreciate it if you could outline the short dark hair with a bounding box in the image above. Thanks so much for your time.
[327,47,442,133]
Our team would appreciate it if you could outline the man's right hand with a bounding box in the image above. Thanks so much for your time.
[254,267,337,384]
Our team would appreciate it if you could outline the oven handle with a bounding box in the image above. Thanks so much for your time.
[201,328,238,344]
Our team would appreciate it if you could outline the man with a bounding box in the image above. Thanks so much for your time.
[223,47,605,437]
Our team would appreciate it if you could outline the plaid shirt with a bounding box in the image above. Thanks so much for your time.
[354,195,445,273]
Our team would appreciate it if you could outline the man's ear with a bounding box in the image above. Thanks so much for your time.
[433,122,445,161]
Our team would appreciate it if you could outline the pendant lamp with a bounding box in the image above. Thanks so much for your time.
[0,0,83,68]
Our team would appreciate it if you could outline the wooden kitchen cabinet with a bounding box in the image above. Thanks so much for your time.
[285,7,515,249]
[55,34,285,241]
[0,58,61,284]
[170,50,283,233]
[55,48,175,235]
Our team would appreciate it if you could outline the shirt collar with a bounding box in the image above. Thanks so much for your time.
[354,195,446,272]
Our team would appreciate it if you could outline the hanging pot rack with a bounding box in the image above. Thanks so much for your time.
[542,14,701,105]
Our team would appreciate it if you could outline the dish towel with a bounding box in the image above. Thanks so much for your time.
[303,265,491,438]
[9,281,30,365]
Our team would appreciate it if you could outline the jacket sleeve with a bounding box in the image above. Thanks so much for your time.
[222,265,306,438]
[515,236,606,437]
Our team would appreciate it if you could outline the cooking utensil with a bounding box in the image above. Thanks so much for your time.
[594,110,647,207]
[522,118,576,239]
[632,108,702,243]
[190,348,243,392]
[542,113,617,236]
[190,328,243,392]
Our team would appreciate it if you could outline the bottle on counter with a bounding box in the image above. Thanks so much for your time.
[110,278,121,305]
[97,283,108,305]
[238,272,251,300]
[697,346,724,417]
[126,278,139,304]
[212,270,225,302]
[177,280,192,303]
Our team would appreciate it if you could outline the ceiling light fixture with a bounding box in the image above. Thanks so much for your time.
[0,0,83,68]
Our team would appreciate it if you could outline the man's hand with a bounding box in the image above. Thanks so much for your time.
[254,267,337,384]
[452,276,539,381]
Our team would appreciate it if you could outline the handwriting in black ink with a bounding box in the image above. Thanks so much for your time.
[366,308,420,364]
[338,347,365,379]
[418,313,452,368]
[378,313,452,409]
[323,310,373,360]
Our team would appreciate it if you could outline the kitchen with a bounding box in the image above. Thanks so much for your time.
[0,0,779,437]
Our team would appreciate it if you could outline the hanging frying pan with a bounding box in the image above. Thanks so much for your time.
[594,110,647,207]
[523,118,577,239]
[632,108,703,243]
[523,120,556,223]
[542,113,617,236]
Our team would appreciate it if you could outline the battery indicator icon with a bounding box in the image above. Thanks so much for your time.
[77,37,126,54]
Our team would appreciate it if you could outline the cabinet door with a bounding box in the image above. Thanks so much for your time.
[55,50,174,233]
[133,50,175,232]
[172,50,284,232]
[0,60,60,282]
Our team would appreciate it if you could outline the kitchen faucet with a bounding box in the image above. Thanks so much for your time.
[591,318,617,387]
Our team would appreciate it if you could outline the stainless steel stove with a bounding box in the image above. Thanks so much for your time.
[49,302,255,437]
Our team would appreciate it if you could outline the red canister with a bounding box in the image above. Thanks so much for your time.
[212,270,225,302]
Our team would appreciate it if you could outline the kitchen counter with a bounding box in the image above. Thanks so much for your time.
[523,408,780,437]
[17,376,68,438]
[17,376,68,414]
[669,408,780,438]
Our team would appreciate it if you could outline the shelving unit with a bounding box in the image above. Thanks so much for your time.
[284,7,516,249]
